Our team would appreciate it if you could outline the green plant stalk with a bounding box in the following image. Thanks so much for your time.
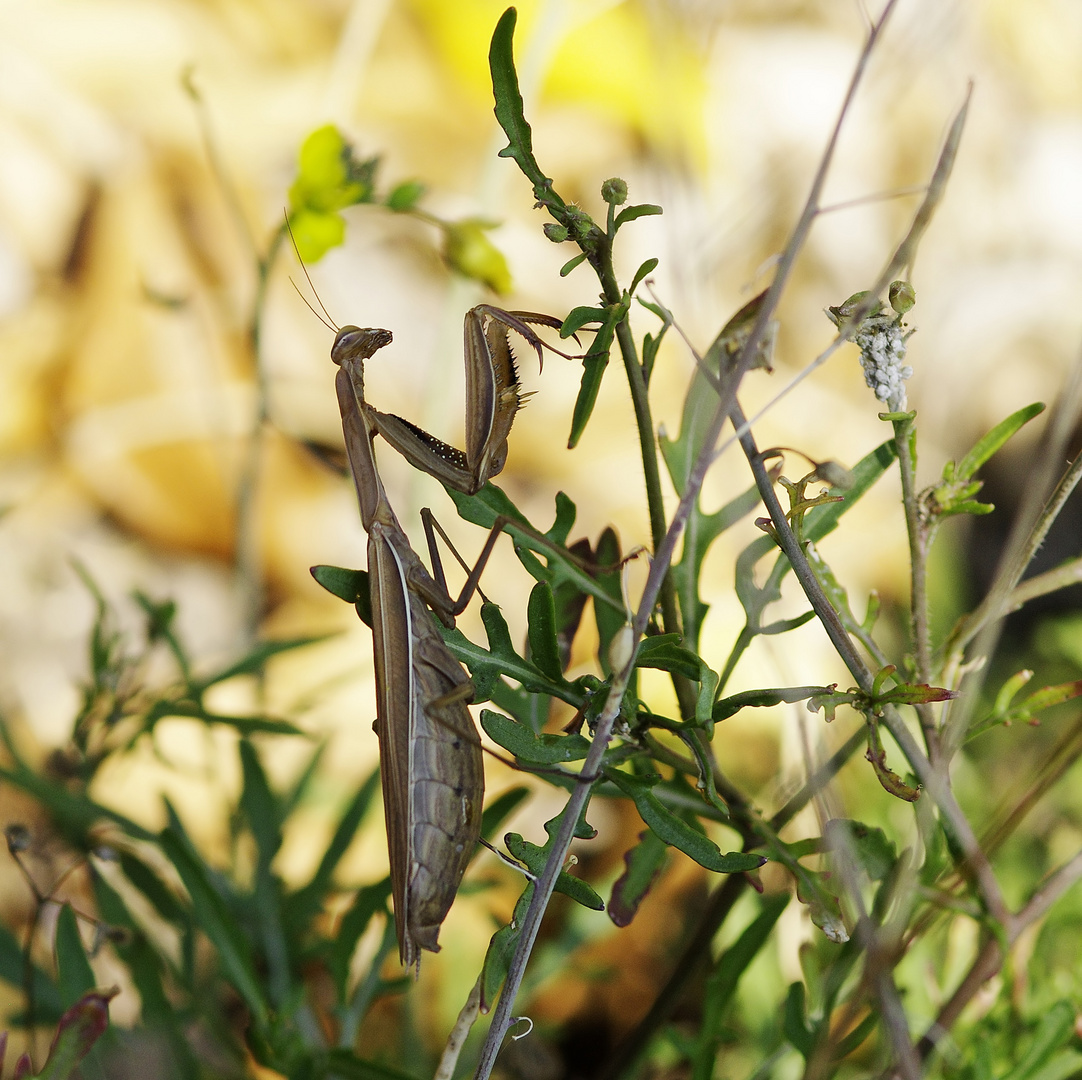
[602,719,869,1075]
[478,2,969,1073]
[733,401,1009,929]
[473,651,636,1079]
[476,3,924,1073]
[893,415,939,759]
[478,5,904,1071]
[235,222,287,643]
[593,237,696,717]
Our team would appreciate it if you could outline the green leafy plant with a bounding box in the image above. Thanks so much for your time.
[4,4,1082,1080]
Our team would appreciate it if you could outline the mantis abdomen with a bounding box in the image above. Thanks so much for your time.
[368,523,483,968]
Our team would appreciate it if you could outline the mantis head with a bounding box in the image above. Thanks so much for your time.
[331,326,393,367]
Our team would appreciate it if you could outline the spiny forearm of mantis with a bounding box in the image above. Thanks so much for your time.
[367,305,572,494]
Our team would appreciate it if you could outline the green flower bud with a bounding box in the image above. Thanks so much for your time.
[572,217,594,241]
[386,180,425,212]
[442,218,512,294]
[543,222,569,243]
[563,206,596,241]
[600,177,628,205]
[826,290,881,328]
[888,280,916,315]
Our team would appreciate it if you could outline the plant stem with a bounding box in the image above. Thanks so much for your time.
[914,846,1082,1066]
[602,721,871,1077]
[734,400,1009,927]
[235,223,287,643]
[596,241,696,718]
[893,415,938,759]
[473,657,636,1079]
[474,6,902,1075]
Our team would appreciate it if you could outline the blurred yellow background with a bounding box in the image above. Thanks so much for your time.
[1,0,1081,1038]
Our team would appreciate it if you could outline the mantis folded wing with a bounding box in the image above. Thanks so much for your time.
[332,325,485,970]
[367,306,567,494]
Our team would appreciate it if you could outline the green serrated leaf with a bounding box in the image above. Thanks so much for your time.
[713,685,837,723]
[794,866,848,943]
[311,564,367,604]
[480,886,532,1012]
[444,485,613,609]
[826,820,896,881]
[560,252,588,276]
[489,10,548,191]
[480,710,590,765]
[759,611,817,636]
[865,718,921,802]
[527,582,563,680]
[938,498,995,518]
[547,490,577,545]
[605,769,764,873]
[481,601,516,662]
[568,303,624,448]
[562,305,607,336]
[609,829,668,927]
[505,833,604,910]
[634,637,702,679]
[35,991,115,1080]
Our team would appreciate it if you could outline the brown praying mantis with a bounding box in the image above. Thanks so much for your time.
[329,305,577,969]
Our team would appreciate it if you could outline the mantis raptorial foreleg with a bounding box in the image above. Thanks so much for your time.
[367,305,572,494]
